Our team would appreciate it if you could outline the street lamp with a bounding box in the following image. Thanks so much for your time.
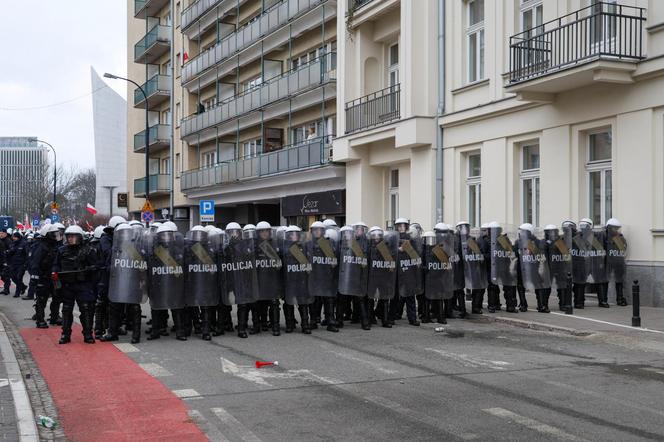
[29,138,57,207]
[103,73,151,219]
[102,185,117,217]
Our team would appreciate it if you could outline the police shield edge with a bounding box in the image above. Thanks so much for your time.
[424,231,456,300]
[308,228,339,298]
[184,229,219,307]
[368,230,398,301]
[149,230,186,310]
[108,226,147,304]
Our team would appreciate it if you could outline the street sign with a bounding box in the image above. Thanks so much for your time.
[0,216,14,230]
[117,193,128,208]
[142,200,155,213]
[141,211,154,223]
[32,219,40,228]
[51,214,61,223]
[200,200,215,222]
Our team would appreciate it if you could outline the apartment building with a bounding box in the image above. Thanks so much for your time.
[0,137,47,219]
[439,0,664,305]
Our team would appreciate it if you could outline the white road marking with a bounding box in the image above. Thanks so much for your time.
[211,407,263,442]
[188,410,229,442]
[139,362,172,377]
[640,367,664,376]
[483,407,588,441]
[173,388,202,399]
[549,311,664,335]
[326,350,399,375]
[426,348,512,370]
[220,357,342,387]
[0,378,9,388]
[113,343,140,353]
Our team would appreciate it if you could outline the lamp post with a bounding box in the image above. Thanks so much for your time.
[102,185,117,217]
[29,138,57,207]
[103,73,150,210]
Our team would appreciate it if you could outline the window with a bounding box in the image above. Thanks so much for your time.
[466,153,481,227]
[520,143,540,226]
[163,12,171,26]
[201,151,216,168]
[161,157,171,175]
[291,117,335,144]
[587,130,612,225]
[290,41,336,71]
[162,108,171,124]
[389,169,399,226]
[203,96,217,110]
[521,0,543,33]
[242,75,263,92]
[388,43,399,87]
[162,60,171,75]
[466,0,485,83]
[591,0,617,49]
[239,138,262,159]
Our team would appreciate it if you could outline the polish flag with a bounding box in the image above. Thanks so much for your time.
[183,52,189,64]
[86,203,98,215]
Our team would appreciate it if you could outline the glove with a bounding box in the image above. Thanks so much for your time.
[51,272,59,281]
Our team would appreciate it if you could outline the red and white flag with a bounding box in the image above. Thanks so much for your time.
[183,52,189,64]
[86,203,98,215]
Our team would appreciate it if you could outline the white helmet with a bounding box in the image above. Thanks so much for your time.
[163,221,178,231]
[214,228,224,234]
[64,225,85,236]
[423,231,435,239]
[226,222,241,230]
[561,220,576,228]
[368,226,382,234]
[456,221,469,227]
[93,225,105,239]
[243,224,256,231]
[340,225,352,232]
[310,221,325,229]
[434,223,446,231]
[203,225,216,232]
[191,225,206,231]
[129,220,142,226]
[156,223,176,234]
[38,225,51,236]
[256,221,272,230]
[487,221,501,229]
[354,222,368,228]
[286,225,301,232]
[544,224,558,231]
[54,223,65,230]
[394,217,409,225]
[580,218,593,227]
[115,224,132,232]
[108,216,127,229]
[322,219,337,227]
[481,223,490,229]
[519,223,534,234]
[606,218,621,228]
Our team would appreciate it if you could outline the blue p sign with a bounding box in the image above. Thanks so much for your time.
[200,200,215,222]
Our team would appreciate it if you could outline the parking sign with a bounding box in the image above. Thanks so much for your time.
[200,200,215,222]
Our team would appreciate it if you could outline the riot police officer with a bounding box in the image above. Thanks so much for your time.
[457,221,487,315]
[308,221,339,332]
[516,223,552,313]
[367,226,398,328]
[6,231,28,297]
[605,218,628,306]
[51,225,98,344]
[97,216,127,339]
[0,229,11,295]
[487,222,519,313]
[544,224,573,311]
[283,226,313,334]
[29,225,62,328]
[254,221,283,336]
[390,218,423,325]
[338,224,370,330]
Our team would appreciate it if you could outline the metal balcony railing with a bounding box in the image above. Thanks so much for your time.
[509,2,645,84]
[182,0,243,31]
[133,74,171,106]
[181,135,333,191]
[134,0,169,18]
[134,124,170,151]
[349,0,374,12]
[181,52,336,138]
[182,0,326,84]
[344,84,400,134]
[134,24,171,63]
[134,174,171,197]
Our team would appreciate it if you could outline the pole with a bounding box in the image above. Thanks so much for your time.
[102,185,117,217]
[632,280,641,327]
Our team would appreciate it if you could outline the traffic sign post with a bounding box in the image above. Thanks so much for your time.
[141,211,154,224]
[200,200,215,223]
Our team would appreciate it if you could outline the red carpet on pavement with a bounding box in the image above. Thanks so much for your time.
[21,326,208,442]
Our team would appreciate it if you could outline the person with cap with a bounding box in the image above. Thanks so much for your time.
[29,224,62,328]
[6,231,29,297]
[51,225,99,344]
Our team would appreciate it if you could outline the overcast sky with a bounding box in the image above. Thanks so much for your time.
[0,0,127,169]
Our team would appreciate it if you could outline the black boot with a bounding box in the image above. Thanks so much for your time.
[454,290,467,318]
[223,305,234,332]
[270,300,281,336]
[94,298,108,339]
[616,283,627,306]
[172,309,187,341]
[324,297,338,332]
[487,284,499,313]
[35,293,49,328]
[535,291,543,312]
[49,292,62,325]
[298,305,311,334]
[421,299,432,323]
[598,283,610,308]
[284,304,295,333]
[434,299,446,324]
[379,300,392,328]
[130,304,142,344]
[471,290,484,314]
[80,302,95,344]
[260,301,270,332]
[540,289,551,313]
[237,304,249,338]
[358,298,371,330]
[100,302,122,342]
[147,310,164,340]
[311,297,322,325]
[59,301,74,344]
[503,286,517,313]
[517,286,528,312]
[573,283,585,309]
[249,303,261,335]
[201,307,212,340]
[212,305,225,336]
[335,296,344,329]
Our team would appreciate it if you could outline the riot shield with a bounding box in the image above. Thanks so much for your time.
[489,227,518,287]
[338,228,369,296]
[367,230,398,301]
[148,232,185,310]
[571,228,591,284]
[184,230,218,307]
[222,235,259,306]
[208,229,226,305]
[459,231,488,290]
[308,230,339,298]
[283,231,312,305]
[397,227,424,297]
[108,227,148,304]
[606,228,627,284]
[424,232,456,300]
[255,230,283,301]
[587,228,608,284]
[517,232,551,290]
[547,227,572,290]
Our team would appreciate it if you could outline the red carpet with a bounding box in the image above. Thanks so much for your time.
[21,326,208,442]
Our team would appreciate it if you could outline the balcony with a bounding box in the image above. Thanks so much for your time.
[134,124,170,153]
[181,136,333,192]
[133,74,171,108]
[134,174,171,197]
[345,84,400,134]
[181,53,336,140]
[507,2,645,97]
[182,0,329,87]
[134,24,171,64]
[349,0,374,11]
[182,0,248,37]
[134,0,170,19]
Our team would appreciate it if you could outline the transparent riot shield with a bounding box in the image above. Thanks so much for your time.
[367,230,398,301]
[184,230,218,307]
[255,228,283,301]
[606,227,627,284]
[547,227,572,290]
[587,228,608,284]
[460,231,488,290]
[108,226,147,304]
[518,232,551,290]
[424,231,456,300]
[308,229,339,298]
[338,227,369,297]
[397,226,424,297]
[489,227,518,287]
[222,234,258,306]
[283,231,312,305]
[148,231,185,310]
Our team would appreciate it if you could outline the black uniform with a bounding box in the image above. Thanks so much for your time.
[0,233,11,295]
[28,235,59,327]
[6,235,28,297]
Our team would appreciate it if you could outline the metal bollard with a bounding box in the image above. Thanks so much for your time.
[632,280,641,327]
[565,273,573,315]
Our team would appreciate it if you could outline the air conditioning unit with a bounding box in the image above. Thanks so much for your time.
[173,207,189,220]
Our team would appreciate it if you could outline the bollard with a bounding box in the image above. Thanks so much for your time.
[632,280,641,327]
[565,273,574,315]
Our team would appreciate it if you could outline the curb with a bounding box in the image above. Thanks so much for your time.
[475,314,594,336]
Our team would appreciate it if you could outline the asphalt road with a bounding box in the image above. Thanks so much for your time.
[3,295,664,442]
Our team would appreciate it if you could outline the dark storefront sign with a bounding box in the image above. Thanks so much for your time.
[281,190,345,217]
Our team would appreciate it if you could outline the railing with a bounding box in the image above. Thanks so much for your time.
[133,75,171,106]
[509,2,645,84]
[182,0,241,31]
[134,0,147,15]
[345,84,400,134]
[182,0,325,84]
[134,174,171,196]
[349,0,374,12]
[181,52,336,138]
[134,24,171,62]
[181,135,333,191]
[134,124,171,151]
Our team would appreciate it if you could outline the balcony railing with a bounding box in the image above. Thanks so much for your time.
[509,2,645,84]
[345,84,400,134]
[134,174,171,197]
[182,0,325,84]
[134,24,171,63]
[133,74,171,107]
[349,0,374,12]
[134,0,170,18]
[182,0,242,31]
[134,124,170,152]
[182,52,336,138]
[181,135,333,191]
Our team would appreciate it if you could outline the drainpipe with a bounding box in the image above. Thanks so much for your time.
[435,0,445,223]
[169,0,176,222]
